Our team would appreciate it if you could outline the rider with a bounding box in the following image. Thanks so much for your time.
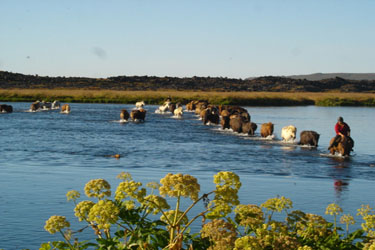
[328,116,351,150]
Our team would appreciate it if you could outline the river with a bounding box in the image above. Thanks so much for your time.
[0,103,374,249]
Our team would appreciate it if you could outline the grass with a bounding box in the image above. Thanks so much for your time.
[0,89,375,106]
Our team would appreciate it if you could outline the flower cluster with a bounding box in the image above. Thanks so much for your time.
[297,246,313,250]
[44,215,70,234]
[84,179,111,199]
[74,200,95,221]
[363,240,375,250]
[159,173,200,201]
[235,223,300,250]
[87,200,119,229]
[340,214,355,226]
[115,179,146,202]
[201,219,237,250]
[325,203,343,216]
[66,190,80,202]
[116,172,132,181]
[234,236,262,250]
[146,181,160,190]
[357,204,374,217]
[234,204,264,228]
[142,194,170,215]
[295,213,332,242]
[361,214,375,237]
[357,205,375,237]
[207,172,241,218]
[261,196,293,213]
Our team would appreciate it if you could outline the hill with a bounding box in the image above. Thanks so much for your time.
[1,71,375,92]
[286,73,375,81]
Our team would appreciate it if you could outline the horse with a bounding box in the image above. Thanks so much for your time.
[30,101,41,112]
[61,104,71,113]
[260,122,274,137]
[52,100,61,109]
[120,109,130,121]
[299,131,320,147]
[131,108,146,122]
[0,104,13,113]
[174,106,183,118]
[329,136,354,157]
[135,101,145,109]
[156,101,171,113]
[281,125,297,142]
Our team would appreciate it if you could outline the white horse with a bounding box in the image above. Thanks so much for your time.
[155,101,171,113]
[135,101,145,109]
[173,106,183,118]
[281,125,297,142]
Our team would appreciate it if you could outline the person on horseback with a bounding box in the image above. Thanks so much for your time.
[328,116,353,150]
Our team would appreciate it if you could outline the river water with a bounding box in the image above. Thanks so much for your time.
[0,103,374,249]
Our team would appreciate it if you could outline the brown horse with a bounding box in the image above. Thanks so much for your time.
[0,104,13,113]
[130,108,146,122]
[299,131,320,147]
[329,136,354,156]
[260,122,274,137]
[61,104,71,113]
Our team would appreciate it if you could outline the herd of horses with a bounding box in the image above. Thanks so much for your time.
[0,100,71,113]
[1,99,354,157]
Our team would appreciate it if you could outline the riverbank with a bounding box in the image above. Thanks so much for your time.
[0,89,375,106]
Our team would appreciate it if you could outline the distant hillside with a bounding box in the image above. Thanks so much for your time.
[286,73,375,81]
[1,71,375,92]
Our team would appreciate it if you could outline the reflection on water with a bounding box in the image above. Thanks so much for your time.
[1,103,375,249]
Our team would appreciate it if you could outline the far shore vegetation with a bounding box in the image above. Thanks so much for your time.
[1,88,375,106]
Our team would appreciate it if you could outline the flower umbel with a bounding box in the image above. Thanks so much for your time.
[74,200,95,221]
[325,203,343,216]
[116,172,132,181]
[207,172,241,218]
[261,196,293,213]
[84,179,111,199]
[66,190,80,202]
[44,215,70,234]
[142,194,170,215]
[115,179,146,202]
[159,173,200,201]
[88,200,119,230]
[235,204,264,228]
[201,219,237,250]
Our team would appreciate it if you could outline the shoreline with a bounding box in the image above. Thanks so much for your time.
[0,89,375,106]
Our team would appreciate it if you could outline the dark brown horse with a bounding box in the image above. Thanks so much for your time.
[130,108,146,122]
[120,109,130,120]
[0,104,13,113]
[299,131,320,147]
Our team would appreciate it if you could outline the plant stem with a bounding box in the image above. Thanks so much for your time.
[60,230,74,249]
[170,191,181,243]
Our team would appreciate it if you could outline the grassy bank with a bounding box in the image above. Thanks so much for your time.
[0,89,375,106]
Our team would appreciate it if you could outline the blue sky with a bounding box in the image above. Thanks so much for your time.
[1,0,374,78]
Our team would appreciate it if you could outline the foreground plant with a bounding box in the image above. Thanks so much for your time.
[41,171,241,249]
[41,172,375,250]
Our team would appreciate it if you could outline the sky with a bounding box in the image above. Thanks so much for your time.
[1,0,375,79]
